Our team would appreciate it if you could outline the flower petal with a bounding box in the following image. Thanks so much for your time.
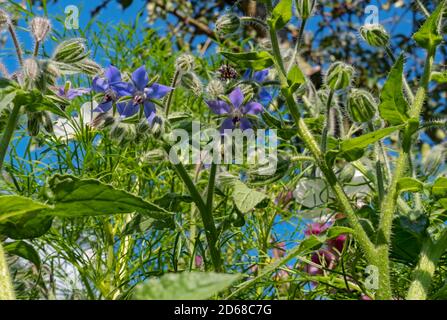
[117,101,139,118]
[220,117,235,134]
[243,101,263,115]
[79,101,99,123]
[253,69,269,82]
[206,100,231,115]
[145,83,173,99]
[259,88,273,105]
[94,100,113,113]
[131,66,149,91]
[112,82,134,97]
[229,87,244,108]
[240,118,252,131]
[92,77,108,93]
[66,88,91,100]
[105,66,122,84]
[143,101,157,124]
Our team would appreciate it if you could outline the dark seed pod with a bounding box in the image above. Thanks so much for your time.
[218,64,238,81]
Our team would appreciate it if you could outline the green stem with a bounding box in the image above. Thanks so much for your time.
[407,230,447,300]
[7,23,23,67]
[206,163,217,212]
[0,242,15,300]
[368,121,385,205]
[166,147,222,271]
[321,90,334,154]
[165,70,180,117]
[287,18,307,73]
[0,103,21,172]
[377,47,435,300]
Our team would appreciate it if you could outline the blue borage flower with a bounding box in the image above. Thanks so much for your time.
[116,66,173,124]
[92,66,132,113]
[55,81,91,100]
[243,68,273,106]
[206,87,263,133]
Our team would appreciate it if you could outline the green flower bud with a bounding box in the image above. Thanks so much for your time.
[74,59,103,76]
[175,53,195,74]
[339,164,356,183]
[27,112,42,137]
[53,38,89,64]
[360,24,390,48]
[141,149,168,164]
[325,62,354,91]
[0,9,10,31]
[30,17,51,42]
[42,111,54,134]
[240,84,255,103]
[347,89,377,123]
[296,0,317,20]
[215,13,240,35]
[181,72,203,95]
[206,79,225,98]
[151,116,164,138]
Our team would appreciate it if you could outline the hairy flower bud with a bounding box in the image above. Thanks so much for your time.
[181,72,203,95]
[0,9,10,30]
[240,84,255,103]
[27,112,42,136]
[30,17,51,42]
[347,89,377,123]
[360,24,390,48]
[215,13,240,35]
[151,116,164,138]
[339,164,355,183]
[296,0,317,20]
[53,38,89,64]
[22,58,40,81]
[325,62,354,91]
[175,53,195,74]
[74,59,103,76]
[42,111,54,134]
[206,79,225,98]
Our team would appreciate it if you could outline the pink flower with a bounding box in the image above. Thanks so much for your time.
[195,255,203,268]
[361,294,373,300]
[272,242,286,259]
[304,222,330,236]
[328,234,347,253]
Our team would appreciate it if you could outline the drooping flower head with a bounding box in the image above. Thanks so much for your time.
[92,66,131,113]
[206,87,263,133]
[117,66,173,124]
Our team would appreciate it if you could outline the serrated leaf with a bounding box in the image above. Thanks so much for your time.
[46,175,172,219]
[413,0,446,50]
[4,241,41,268]
[134,272,240,300]
[397,178,424,193]
[378,55,410,125]
[232,181,267,213]
[339,126,402,161]
[270,0,293,30]
[221,51,274,71]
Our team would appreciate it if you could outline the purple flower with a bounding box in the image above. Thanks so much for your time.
[243,69,273,105]
[117,66,173,124]
[304,222,330,236]
[328,234,347,253]
[92,66,133,113]
[206,87,263,133]
[56,84,90,100]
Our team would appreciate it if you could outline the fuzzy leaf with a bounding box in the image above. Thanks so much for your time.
[4,241,41,268]
[413,0,446,50]
[339,126,402,161]
[221,51,274,70]
[432,177,447,198]
[232,181,267,213]
[134,272,240,300]
[397,178,424,193]
[287,65,305,92]
[270,0,293,30]
[46,175,172,219]
[378,55,409,125]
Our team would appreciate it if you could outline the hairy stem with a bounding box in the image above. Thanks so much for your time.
[321,90,334,154]
[7,23,23,67]
[0,242,15,300]
[165,70,180,117]
[0,103,21,172]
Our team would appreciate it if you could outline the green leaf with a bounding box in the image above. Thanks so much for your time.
[287,65,305,92]
[232,181,267,213]
[46,175,172,219]
[0,196,53,239]
[397,178,424,193]
[432,177,447,198]
[4,241,41,268]
[339,126,402,161]
[134,272,240,300]
[270,0,293,29]
[378,55,409,125]
[431,71,447,84]
[0,79,18,113]
[327,226,354,238]
[221,51,274,71]
[15,90,65,117]
[413,0,446,50]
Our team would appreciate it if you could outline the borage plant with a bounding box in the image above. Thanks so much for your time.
[0,0,447,301]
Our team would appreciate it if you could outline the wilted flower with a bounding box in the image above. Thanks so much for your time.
[218,64,238,81]
[23,58,39,81]
[180,72,202,95]
[117,66,173,124]
[30,17,51,42]
[359,24,390,48]
[92,65,131,112]
[56,81,90,100]
[325,62,354,91]
[328,234,347,253]
[206,87,263,133]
